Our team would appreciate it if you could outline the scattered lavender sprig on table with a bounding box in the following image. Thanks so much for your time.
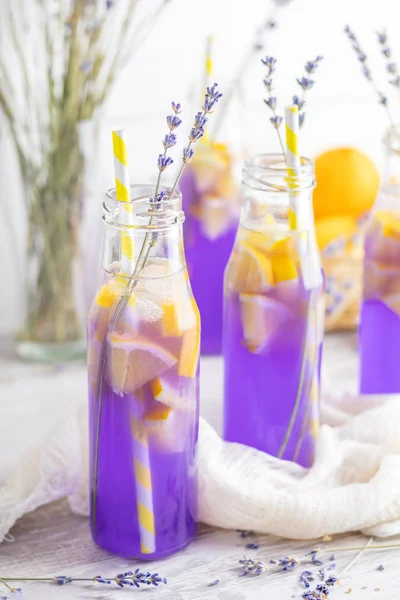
[0,570,167,596]
[344,25,395,124]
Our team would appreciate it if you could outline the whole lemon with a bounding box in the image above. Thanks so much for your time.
[313,148,380,219]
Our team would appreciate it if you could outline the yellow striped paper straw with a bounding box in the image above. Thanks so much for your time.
[111,130,156,554]
[284,105,301,231]
[130,398,156,554]
[112,129,134,275]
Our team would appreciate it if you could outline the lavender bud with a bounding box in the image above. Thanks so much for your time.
[382,47,391,58]
[166,114,182,130]
[293,95,305,110]
[270,115,283,128]
[264,96,277,110]
[182,147,195,163]
[261,56,277,68]
[299,112,305,128]
[363,65,372,80]
[157,154,174,171]
[171,101,182,114]
[263,78,273,91]
[379,93,388,105]
[377,30,387,45]
[206,82,223,101]
[163,133,177,149]
[189,126,204,142]
[387,62,397,74]
[297,77,314,90]
[194,111,208,129]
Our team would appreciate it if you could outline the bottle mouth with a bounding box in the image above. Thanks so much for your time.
[243,153,315,193]
[103,184,185,230]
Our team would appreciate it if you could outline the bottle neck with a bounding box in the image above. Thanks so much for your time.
[101,185,186,278]
[382,125,400,198]
[241,153,316,232]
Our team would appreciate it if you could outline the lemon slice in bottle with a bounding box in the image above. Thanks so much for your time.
[108,333,177,395]
[240,293,292,353]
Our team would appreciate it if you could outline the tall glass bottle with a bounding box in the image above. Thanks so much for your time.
[360,126,400,393]
[179,120,241,355]
[223,154,324,468]
[88,185,200,559]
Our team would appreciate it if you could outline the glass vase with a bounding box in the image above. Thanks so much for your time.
[360,125,400,393]
[223,154,324,467]
[15,120,100,362]
[88,185,200,559]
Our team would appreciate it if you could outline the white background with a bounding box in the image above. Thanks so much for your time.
[1,0,399,335]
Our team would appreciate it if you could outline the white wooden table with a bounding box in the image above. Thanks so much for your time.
[1,334,400,600]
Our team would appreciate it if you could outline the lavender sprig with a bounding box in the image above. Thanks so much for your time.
[153,101,183,201]
[294,55,323,128]
[169,82,223,196]
[344,25,394,124]
[262,56,286,156]
[376,29,400,91]
[211,3,285,140]
[0,570,167,594]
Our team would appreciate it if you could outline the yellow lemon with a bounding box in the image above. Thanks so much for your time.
[161,302,183,337]
[240,293,292,353]
[374,210,400,240]
[108,333,177,395]
[313,148,379,219]
[315,215,357,250]
[268,237,298,283]
[178,297,200,378]
[227,239,274,293]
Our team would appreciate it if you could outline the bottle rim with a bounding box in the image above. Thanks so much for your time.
[243,153,315,193]
[103,184,185,231]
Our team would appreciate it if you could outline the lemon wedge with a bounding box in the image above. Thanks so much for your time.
[108,333,177,395]
[240,293,292,353]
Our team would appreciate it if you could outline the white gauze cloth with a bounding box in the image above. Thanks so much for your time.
[1,359,400,543]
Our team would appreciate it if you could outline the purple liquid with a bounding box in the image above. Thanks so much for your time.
[88,267,200,559]
[89,381,198,559]
[360,299,400,394]
[180,168,238,355]
[223,286,321,468]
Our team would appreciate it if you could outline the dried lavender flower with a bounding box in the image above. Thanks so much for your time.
[166,114,182,130]
[157,154,174,171]
[163,133,177,149]
[169,82,222,195]
[377,564,385,571]
[171,101,182,114]
[208,579,220,586]
[344,24,394,124]
[245,543,259,550]
[270,115,283,128]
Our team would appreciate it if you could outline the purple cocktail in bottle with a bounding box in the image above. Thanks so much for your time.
[223,155,324,467]
[180,141,240,354]
[88,185,200,559]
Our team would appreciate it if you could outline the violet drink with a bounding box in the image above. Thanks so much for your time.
[180,142,240,355]
[223,222,323,467]
[360,207,400,393]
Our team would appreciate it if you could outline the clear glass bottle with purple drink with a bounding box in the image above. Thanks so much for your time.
[223,154,324,467]
[360,126,400,393]
[179,140,240,354]
[88,185,200,558]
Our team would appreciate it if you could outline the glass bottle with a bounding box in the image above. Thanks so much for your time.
[360,125,400,393]
[88,185,200,559]
[179,109,241,355]
[223,154,324,468]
